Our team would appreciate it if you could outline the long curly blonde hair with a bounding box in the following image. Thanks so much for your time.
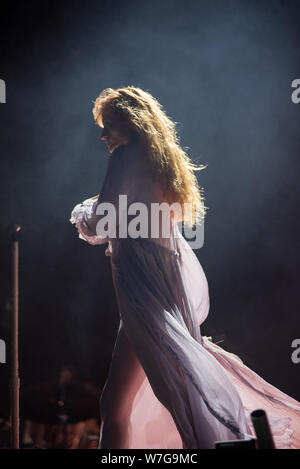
[92,86,208,227]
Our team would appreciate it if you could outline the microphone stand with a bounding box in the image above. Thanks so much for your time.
[10,224,21,449]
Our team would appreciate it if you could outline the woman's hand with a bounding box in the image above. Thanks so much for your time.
[90,194,99,200]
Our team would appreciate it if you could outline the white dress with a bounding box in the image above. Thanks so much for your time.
[70,141,300,449]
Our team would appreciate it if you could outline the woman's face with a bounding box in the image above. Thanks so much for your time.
[98,112,130,154]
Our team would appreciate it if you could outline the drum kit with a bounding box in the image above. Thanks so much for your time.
[19,377,101,449]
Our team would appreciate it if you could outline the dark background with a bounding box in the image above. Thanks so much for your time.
[0,0,299,418]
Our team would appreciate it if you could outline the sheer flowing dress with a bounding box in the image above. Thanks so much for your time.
[70,140,300,449]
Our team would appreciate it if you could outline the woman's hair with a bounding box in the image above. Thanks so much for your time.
[92,86,208,227]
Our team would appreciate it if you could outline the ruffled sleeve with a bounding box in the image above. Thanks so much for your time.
[70,196,108,245]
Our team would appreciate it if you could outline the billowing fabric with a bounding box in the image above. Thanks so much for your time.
[70,141,300,449]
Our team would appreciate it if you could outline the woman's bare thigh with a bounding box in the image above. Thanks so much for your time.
[100,320,146,422]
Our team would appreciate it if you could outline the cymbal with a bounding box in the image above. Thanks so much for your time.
[21,380,101,424]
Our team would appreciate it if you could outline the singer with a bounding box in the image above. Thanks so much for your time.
[70,86,300,449]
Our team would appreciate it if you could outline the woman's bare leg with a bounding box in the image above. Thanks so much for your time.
[99,321,146,449]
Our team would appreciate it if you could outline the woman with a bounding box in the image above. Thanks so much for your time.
[70,86,300,449]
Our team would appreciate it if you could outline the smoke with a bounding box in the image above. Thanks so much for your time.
[0,0,299,398]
